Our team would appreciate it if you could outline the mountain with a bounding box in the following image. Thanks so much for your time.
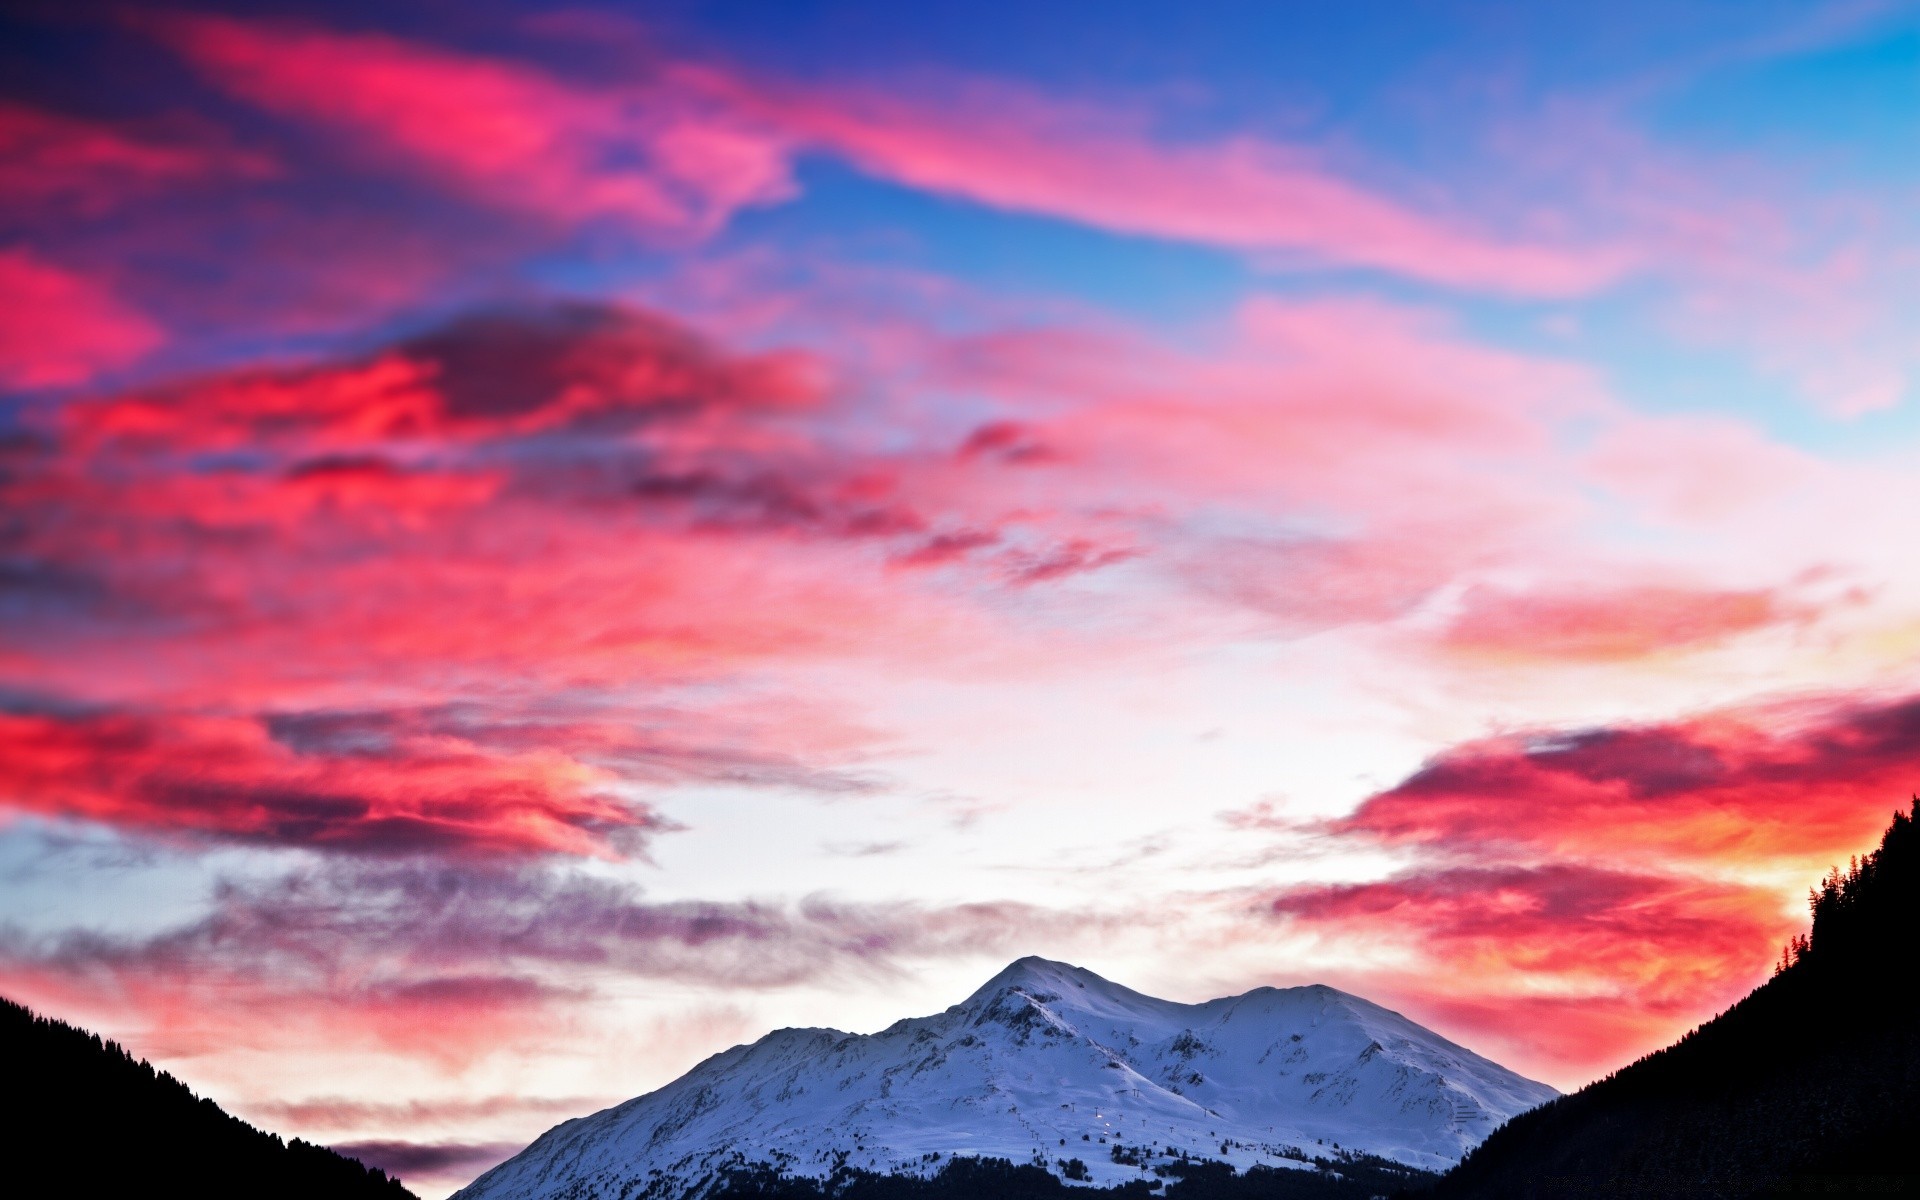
[457,957,1554,1200]
[1427,800,1920,1199]
[1,994,416,1199]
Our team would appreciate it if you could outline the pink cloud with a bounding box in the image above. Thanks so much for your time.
[909,296,1609,627]
[0,250,162,388]
[155,13,1631,296]
[160,14,794,238]
[1583,412,1818,524]
[0,303,933,706]
[1491,99,1920,417]
[766,80,1634,295]
[0,99,270,217]
[0,707,660,858]
[67,304,822,455]
[1440,582,1817,661]
[1052,297,1600,513]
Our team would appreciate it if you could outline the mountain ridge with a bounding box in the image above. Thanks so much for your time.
[457,958,1554,1200]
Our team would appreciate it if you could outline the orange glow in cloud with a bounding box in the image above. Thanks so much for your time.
[1441,584,1811,662]
[1265,861,1791,1080]
[1248,692,1920,1082]
[1338,696,1920,869]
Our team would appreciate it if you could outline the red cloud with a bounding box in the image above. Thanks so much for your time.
[957,420,1058,465]
[1265,862,1787,1077]
[68,304,820,455]
[0,302,946,866]
[1247,692,1920,1082]
[1337,694,1920,869]
[1270,863,1782,1005]
[0,707,657,857]
[2,300,1115,728]
[160,14,793,237]
[0,250,161,388]
[0,99,268,216]
[1441,583,1813,661]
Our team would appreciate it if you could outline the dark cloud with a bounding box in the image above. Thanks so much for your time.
[266,702,883,797]
[0,556,110,616]
[958,420,1058,465]
[4,858,1117,994]
[281,453,403,481]
[893,529,1000,568]
[1004,538,1136,585]
[330,1139,522,1184]
[625,466,926,540]
[61,300,819,455]
[249,1094,611,1133]
[1388,726,1731,804]
[403,304,818,427]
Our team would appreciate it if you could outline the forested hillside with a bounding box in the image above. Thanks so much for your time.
[1425,801,1920,1199]
[1,996,416,1199]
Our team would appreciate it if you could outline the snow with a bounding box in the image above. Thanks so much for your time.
[455,957,1557,1199]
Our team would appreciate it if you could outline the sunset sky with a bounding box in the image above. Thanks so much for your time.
[5,1,1920,1194]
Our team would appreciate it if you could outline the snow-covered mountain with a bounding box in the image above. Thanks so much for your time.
[456,957,1556,1199]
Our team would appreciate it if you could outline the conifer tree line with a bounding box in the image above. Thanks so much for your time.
[1,995,416,1199]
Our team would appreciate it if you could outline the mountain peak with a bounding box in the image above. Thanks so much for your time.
[458,959,1555,1200]
[963,955,1112,1001]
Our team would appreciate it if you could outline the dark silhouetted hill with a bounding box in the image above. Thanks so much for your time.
[1,995,416,1199]
[1426,800,1920,1199]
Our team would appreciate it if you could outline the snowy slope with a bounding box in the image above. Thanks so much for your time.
[456,957,1556,1200]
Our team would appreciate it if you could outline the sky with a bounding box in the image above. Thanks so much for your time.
[4,0,1920,1194]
